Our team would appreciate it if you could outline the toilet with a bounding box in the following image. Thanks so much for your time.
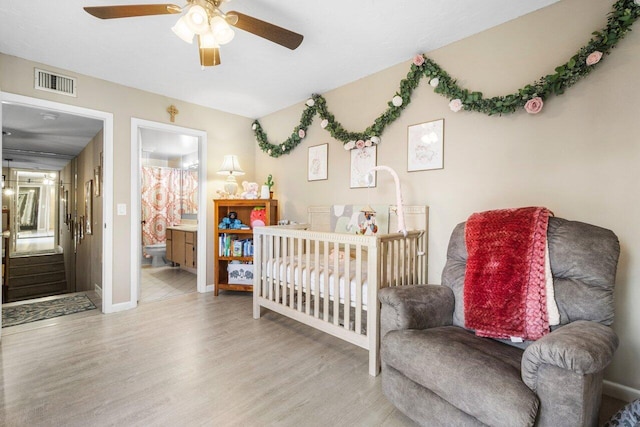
[145,244,167,267]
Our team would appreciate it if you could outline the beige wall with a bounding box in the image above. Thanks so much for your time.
[74,130,102,292]
[59,159,76,292]
[0,53,256,305]
[255,0,640,392]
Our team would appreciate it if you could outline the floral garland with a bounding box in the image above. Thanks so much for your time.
[254,0,640,158]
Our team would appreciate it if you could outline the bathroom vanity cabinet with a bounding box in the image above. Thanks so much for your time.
[213,199,278,296]
[166,227,197,268]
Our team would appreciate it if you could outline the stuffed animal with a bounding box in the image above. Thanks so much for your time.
[250,207,267,227]
[241,181,259,199]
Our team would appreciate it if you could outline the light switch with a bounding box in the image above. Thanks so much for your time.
[117,203,127,215]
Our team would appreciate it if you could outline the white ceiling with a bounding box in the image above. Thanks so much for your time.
[0,0,559,120]
[2,103,103,170]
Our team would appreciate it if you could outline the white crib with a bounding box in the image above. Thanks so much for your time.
[253,205,428,376]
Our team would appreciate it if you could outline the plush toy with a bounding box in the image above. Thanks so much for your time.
[218,217,232,229]
[241,181,259,199]
[250,207,267,227]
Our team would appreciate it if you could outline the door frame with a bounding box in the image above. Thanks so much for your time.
[0,91,114,317]
[130,118,209,302]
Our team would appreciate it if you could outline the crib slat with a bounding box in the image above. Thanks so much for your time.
[344,243,351,331]
[318,240,331,321]
[310,240,319,315]
[333,241,340,326]
[355,244,362,335]
[301,238,309,312]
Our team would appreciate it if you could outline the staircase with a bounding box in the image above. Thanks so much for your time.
[6,253,68,302]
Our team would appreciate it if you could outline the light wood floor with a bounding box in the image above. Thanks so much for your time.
[0,292,628,426]
[140,265,196,303]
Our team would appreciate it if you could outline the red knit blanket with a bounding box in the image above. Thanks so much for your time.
[463,207,551,340]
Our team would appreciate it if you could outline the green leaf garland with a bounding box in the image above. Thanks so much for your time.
[254,0,639,158]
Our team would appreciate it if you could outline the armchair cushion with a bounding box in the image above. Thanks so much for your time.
[378,284,454,339]
[381,326,538,427]
[521,320,619,391]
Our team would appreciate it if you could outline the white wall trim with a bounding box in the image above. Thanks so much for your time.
[108,300,137,313]
[130,118,208,306]
[604,380,640,402]
[0,91,114,314]
[94,284,103,298]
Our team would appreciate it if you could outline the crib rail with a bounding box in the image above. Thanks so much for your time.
[253,225,426,375]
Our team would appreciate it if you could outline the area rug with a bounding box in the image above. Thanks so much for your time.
[2,294,96,327]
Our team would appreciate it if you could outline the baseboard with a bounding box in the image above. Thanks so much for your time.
[203,284,214,292]
[94,284,102,298]
[604,380,640,402]
[105,300,136,314]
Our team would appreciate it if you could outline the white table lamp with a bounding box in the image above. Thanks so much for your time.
[217,154,245,196]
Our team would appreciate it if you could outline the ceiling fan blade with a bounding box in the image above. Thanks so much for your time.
[84,4,182,19]
[227,11,303,50]
[198,36,221,67]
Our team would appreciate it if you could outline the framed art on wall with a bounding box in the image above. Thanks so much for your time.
[350,146,377,188]
[85,180,93,235]
[94,166,101,197]
[407,119,444,172]
[308,143,328,181]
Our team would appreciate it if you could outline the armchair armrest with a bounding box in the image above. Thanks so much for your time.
[378,284,454,338]
[521,320,619,392]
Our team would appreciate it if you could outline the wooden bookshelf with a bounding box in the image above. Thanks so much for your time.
[213,199,278,295]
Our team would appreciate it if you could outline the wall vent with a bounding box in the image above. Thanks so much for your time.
[34,68,77,97]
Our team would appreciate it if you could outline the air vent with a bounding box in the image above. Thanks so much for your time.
[34,68,77,97]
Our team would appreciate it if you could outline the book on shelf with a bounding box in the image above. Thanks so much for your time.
[219,234,253,257]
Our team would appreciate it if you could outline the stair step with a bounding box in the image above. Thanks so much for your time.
[7,281,68,302]
[8,271,67,288]
[9,262,65,277]
[10,253,64,267]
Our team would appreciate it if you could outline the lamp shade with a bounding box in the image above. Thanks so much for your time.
[172,16,195,43]
[217,155,245,176]
[210,15,235,45]
[185,4,210,35]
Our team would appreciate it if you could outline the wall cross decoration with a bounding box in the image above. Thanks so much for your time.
[167,104,179,123]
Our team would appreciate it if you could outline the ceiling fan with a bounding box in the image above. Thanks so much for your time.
[84,0,304,68]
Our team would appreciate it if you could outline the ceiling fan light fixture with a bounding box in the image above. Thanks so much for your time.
[185,4,210,34]
[210,15,234,45]
[172,16,195,43]
[199,30,218,48]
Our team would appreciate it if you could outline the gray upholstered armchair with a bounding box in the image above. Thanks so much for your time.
[379,217,620,427]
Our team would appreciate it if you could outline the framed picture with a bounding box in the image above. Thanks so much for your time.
[85,180,93,235]
[308,143,328,181]
[77,217,83,243]
[94,166,101,197]
[63,189,69,225]
[350,146,377,188]
[407,119,444,172]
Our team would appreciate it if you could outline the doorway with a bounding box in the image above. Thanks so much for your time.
[131,119,208,304]
[0,92,114,320]
[11,170,58,255]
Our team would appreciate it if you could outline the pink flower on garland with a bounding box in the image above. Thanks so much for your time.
[449,99,463,112]
[356,140,365,149]
[524,97,544,114]
[413,54,425,66]
[586,51,603,66]
[298,129,305,138]
[320,119,329,129]
[364,140,372,147]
